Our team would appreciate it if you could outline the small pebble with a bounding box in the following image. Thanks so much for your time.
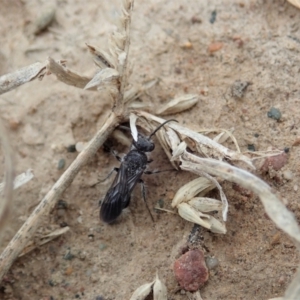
[181,41,193,49]
[157,199,164,208]
[32,5,56,35]
[65,266,73,276]
[67,144,77,152]
[205,257,219,270]
[9,119,20,130]
[210,10,217,24]
[57,199,68,209]
[283,170,294,180]
[99,243,107,251]
[292,138,300,146]
[294,185,298,192]
[208,42,223,53]
[191,16,202,24]
[231,80,251,99]
[174,249,209,291]
[64,250,75,261]
[57,158,65,170]
[79,251,87,260]
[267,107,282,120]
[270,232,281,246]
[260,152,288,172]
[247,144,255,151]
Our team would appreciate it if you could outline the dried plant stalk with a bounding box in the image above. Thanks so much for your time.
[47,57,93,89]
[0,118,14,244]
[0,62,48,95]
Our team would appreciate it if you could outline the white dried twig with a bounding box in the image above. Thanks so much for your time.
[0,118,14,244]
[0,62,48,95]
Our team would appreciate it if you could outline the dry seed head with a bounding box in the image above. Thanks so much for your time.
[155,127,179,170]
[84,68,119,90]
[171,141,187,160]
[156,94,199,116]
[177,203,211,229]
[153,273,168,300]
[207,215,227,234]
[111,31,126,50]
[123,0,134,10]
[133,111,254,168]
[165,128,181,151]
[118,51,127,66]
[128,101,152,111]
[177,203,226,234]
[171,177,214,208]
[124,86,141,103]
[86,44,115,69]
[130,280,155,300]
[188,197,223,212]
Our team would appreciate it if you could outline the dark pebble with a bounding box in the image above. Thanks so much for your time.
[67,144,76,152]
[57,158,65,170]
[64,250,75,261]
[267,107,281,120]
[247,144,255,151]
[158,199,164,208]
[210,10,217,24]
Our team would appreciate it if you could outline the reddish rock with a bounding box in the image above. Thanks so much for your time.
[173,249,209,291]
[260,152,288,172]
[208,42,223,53]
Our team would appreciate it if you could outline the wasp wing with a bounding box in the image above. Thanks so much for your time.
[100,164,129,223]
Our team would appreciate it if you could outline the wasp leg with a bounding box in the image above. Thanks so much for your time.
[139,179,154,222]
[111,150,122,162]
[143,169,174,175]
[92,167,119,187]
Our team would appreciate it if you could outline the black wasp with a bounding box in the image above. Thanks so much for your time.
[100,119,176,223]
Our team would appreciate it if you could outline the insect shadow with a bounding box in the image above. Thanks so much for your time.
[100,119,177,224]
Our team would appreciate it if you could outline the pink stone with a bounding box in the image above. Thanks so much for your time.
[260,152,288,172]
[173,249,209,292]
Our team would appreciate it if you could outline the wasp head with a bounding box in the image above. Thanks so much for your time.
[133,133,155,152]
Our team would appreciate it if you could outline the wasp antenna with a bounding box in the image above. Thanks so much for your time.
[149,119,178,139]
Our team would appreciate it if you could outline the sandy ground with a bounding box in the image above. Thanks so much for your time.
[1,0,300,299]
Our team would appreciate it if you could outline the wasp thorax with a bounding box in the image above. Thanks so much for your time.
[133,134,155,152]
